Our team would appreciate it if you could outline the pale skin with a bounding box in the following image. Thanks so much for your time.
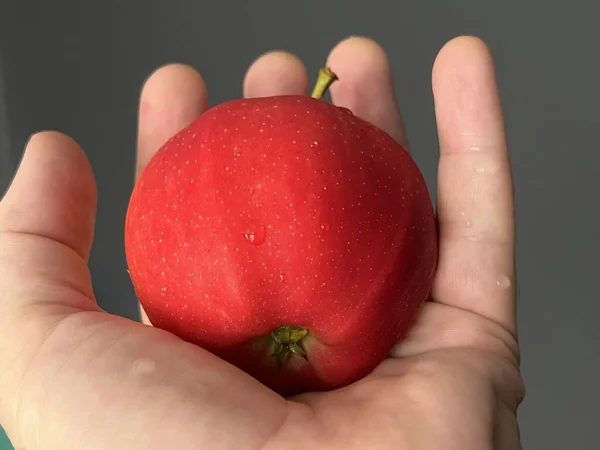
[0,36,524,449]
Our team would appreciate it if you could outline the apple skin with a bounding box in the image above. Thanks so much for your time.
[125,94,438,397]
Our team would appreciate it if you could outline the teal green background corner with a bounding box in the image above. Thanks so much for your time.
[0,427,12,450]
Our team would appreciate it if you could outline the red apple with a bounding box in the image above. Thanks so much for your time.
[125,68,438,397]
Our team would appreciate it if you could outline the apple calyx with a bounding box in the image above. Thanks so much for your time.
[269,326,309,371]
[310,66,338,99]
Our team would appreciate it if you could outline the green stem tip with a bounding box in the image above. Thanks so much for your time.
[310,67,338,99]
[269,326,309,372]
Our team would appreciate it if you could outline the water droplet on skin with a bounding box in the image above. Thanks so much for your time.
[320,222,331,231]
[475,167,485,173]
[465,220,472,228]
[496,275,511,289]
[243,225,267,245]
[130,358,157,377]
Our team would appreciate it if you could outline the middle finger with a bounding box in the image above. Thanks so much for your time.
[136,63,209,179]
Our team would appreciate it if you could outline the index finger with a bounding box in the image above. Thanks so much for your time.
[136,63,209,179]
[431,37,517,334]
[135,64,209,322]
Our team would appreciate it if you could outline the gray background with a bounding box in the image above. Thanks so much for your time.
[0,1,597,449]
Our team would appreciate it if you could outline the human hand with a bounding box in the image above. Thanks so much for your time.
[0,36,524,449]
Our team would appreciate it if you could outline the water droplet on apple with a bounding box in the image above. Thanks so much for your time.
[279,272,286,282]
[338,106,354,116]
[320,222,331,231]
[233,146,241,157]
[243,225,267,245]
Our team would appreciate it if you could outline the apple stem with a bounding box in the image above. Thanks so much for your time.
[269,325,309,371]
[311,67,339,99]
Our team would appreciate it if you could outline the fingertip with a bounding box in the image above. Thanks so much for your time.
[21,130,95,190]
[137,63,209,177]
[432,36,496,88]
[3,130,91,202]
[0,130,97,259]
[26,129,87,157]
[436,35,492,59]
[243,50,308,98]
[26,129,77,150]
[432,35,503,142]
[140,63,208,121]
[327,35,390,70]
[140,63,208,110]
[326,36,394,97]
[325,36,408,147]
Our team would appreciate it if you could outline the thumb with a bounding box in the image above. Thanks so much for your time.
[0,131,99,437]
[0,131,97,259]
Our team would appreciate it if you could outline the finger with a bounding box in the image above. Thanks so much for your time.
[392,303,520,365]
[135,64,209,324]
[0,131,96,260]
[431,36,516,333]
[136,63,209,178]
[0,132,98,419]
[243,50,308,98]
[326,36,409,149]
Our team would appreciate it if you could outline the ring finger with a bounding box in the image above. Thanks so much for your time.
[135,63,210,322]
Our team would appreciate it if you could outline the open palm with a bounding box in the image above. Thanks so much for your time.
[0,36,524,449]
